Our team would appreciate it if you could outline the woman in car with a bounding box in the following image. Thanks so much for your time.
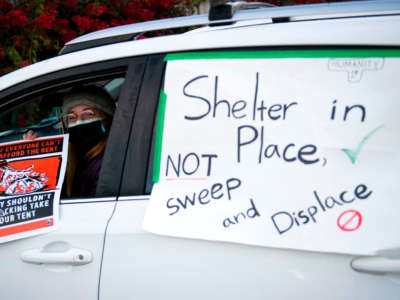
[61,85,115,197]
[23,85,115,197]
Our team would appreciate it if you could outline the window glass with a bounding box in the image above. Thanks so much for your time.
[0,78,124,143]
[0,95,63,143]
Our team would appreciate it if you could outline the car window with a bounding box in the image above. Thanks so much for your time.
[0,78,124,141]
[0,77,125,199]
[0,95,62,143]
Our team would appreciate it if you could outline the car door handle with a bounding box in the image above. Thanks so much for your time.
[21,247,92,266]
[352,252,400,274]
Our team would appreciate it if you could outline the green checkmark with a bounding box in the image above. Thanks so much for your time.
[342,124,384,164]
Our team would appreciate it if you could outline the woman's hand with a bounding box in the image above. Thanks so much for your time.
[22,130,38,140]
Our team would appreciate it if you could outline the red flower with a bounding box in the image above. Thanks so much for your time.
[85,3,93,15]
[121,3,139,16]
[71,15,91,32]
[85,3,108,16]
[55,18,70,34]
[148,0,174,9]
[11,35,23,46]
[19,60,30,68]
[44,1,57,11]
[137,8,154,20]
[91,18,109,31]
[64,0,77,9]
[0,48,5,60]
[159,0,173,9]
[35,12,55,29]
[110,19,120,27]
[0,14,10,29]
[7,9,28,27]
[2,66,13,74]
[0,0,13,12]
[95,5,107,16]
[120,17,136,25]
[61,30,77,43]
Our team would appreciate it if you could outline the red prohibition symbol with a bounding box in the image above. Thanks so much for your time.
[337,209,362,232]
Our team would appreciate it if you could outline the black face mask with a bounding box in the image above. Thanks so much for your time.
[68,118,106,155]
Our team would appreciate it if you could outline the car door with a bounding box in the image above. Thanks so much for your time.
[0,57,146,300]
[100,50,400,300]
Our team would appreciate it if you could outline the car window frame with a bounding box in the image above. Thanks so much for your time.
[96,56,148,197]
[119,54,165,196]
[0,57,146,200]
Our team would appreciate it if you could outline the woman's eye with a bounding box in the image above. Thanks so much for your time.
[82,110,96,119]
[67,114,77,122]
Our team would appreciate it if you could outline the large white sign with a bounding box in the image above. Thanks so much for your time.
[143,51,400,255]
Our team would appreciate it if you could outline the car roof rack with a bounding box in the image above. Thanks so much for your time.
[59,0,400,55]
[209,1,275,21]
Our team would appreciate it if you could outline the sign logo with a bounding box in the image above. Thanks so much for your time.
[337,209,362,232]
[328,58,384,82]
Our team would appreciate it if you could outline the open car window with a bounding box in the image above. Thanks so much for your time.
[0,77,126,200]
[0,95,63,143]
[0,78,124,144]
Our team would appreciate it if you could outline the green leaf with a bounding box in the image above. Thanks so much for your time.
[5,47,23,65]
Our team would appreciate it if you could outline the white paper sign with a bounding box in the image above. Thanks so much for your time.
[0,134,68,243]
[143,51,400,255]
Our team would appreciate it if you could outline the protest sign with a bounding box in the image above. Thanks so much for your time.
[143,50,400,255]
[0,135,68,243]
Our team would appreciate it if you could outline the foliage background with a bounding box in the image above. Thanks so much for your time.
[0,0,205,75]
[0,0,339,76]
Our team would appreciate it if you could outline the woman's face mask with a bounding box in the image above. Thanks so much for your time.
[68,118,106,154]
[66,105,107,154]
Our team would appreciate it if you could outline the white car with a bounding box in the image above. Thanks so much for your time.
[0,1,399,299]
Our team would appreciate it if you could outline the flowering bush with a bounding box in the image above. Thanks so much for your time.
[0,0,340,76]
[0,0,204,75]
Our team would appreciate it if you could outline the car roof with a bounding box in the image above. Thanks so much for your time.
[0,0,399,92]
[62,0,400,54]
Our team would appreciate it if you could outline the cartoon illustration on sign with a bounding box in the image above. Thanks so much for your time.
[0,161,48,195]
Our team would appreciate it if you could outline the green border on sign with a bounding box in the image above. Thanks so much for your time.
[165,49,400,61]
[152,90,167,183]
